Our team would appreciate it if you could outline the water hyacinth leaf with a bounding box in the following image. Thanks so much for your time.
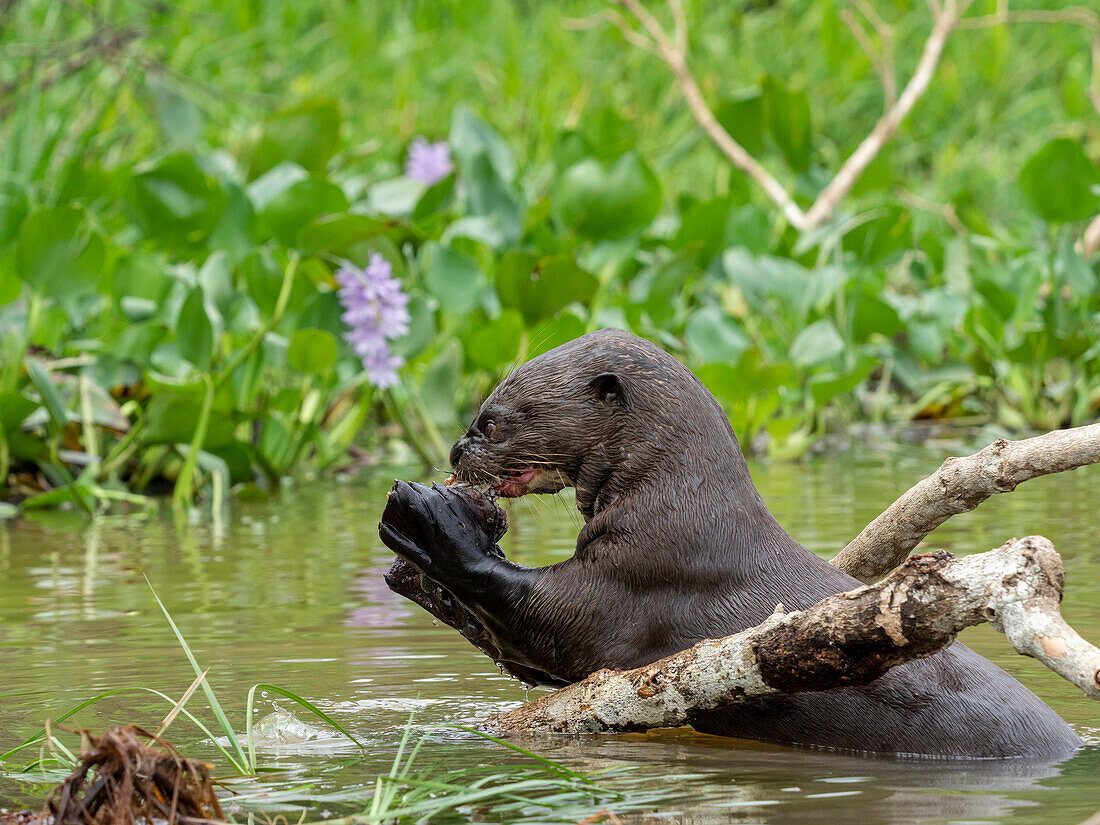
[465,310,524,370]
[147,75,203,148]
[789,318,844,367]
[714,89,765,156]
[419,340,464,429]
[1017,138,1100,222]
[0,391,37,434]
[258,177,349,245]
[1056,232,1096,295]
[298,213,404,257]
[287,328,339,372]
[685,306,750,364]
[241,250,285,316]
[390,292,437,361]
[450,105,516,183]
[0,181,29,246]
[176,286,214,370]
[464,153,523,244]
[130,153,226,244]
[0,267,20,306]
[496,253,598,322]
[527,312,588,358]
[761,76,812,172]
[145,396,236,449]
[248,98,342,179]
[851,289,903,342]
[16,206,103,298]
[425,243,481,313]
[412,173,456,221]
[366,177,426,217]
[580,106,636,158]
[553,151,661,239]
[809,358,876,405]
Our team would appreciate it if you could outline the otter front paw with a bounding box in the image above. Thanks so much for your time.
[378,481,507,585]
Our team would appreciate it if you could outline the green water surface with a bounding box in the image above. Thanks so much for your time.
[1,433,1098,824]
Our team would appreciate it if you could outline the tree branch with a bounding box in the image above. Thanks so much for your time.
[832,423,1100,583]
[488,536,1100,734]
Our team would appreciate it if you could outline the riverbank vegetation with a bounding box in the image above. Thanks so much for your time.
[0,0,1097,511]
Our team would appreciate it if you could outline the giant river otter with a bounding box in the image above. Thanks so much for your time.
[379,329,1081,758]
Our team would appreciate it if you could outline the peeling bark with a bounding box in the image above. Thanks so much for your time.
[488,536,1100,734]
[831,423,1100,583]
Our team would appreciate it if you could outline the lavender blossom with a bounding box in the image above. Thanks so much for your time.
[405,137,453,186]
[335,254,410,389]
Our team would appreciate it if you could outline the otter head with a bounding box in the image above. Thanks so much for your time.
[449,328,744,519]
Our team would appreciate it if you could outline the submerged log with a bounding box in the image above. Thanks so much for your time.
[488,536,1100,734]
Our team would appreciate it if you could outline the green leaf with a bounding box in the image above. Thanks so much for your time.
[789,318,844,367]
[450,105,515,183]
[685,306,750,364]
[147,76,202,148]
[176,286,214,370]
[16,206,103,298]
[553,151,661,239]
[287,328,338,372]
[258,177,349,246]
[714,90,765,156]
[526,313,587,359]
[1056,231,1096,294]
[496,253,599,322]
[851,289,902,342]
[464,153,523,244]
[0,391,37,433]
[130,153,226,244]
[390,292,437,361]
[145,395,235,448]
[248,98,343,179]
[761,75,812,173]
[1017,138,1100,222]
[464,310,524,371]
[424,243,481,313]
[25,360,69,429]
[809,358,876,405]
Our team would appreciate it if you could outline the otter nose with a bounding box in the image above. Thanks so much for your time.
[449,436,467,469]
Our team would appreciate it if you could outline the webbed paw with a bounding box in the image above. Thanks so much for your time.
[378,481,507,584]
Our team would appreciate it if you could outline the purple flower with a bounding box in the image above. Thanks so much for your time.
[405,137,453,186]
[335,254,410,389]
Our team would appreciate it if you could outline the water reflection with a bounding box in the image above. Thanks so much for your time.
[1,437,1098,824]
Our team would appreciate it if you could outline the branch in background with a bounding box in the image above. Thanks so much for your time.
[831,423,1100,583]
[489,537,1100,733]
[841,0,897,110]
[595,0,974,231]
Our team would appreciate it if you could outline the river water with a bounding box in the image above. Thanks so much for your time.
[1,433,1098,824]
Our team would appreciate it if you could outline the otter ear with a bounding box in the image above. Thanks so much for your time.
[590,373,628,407]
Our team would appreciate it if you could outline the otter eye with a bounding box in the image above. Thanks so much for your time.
[484,421,497,438]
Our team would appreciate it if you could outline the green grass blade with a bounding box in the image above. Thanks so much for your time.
[146,577,251,770]
[248,683,365,750]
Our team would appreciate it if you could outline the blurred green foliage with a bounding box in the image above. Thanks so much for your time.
[0,0,1097,510]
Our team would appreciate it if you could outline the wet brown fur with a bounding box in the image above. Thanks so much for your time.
[382,329,1082,759]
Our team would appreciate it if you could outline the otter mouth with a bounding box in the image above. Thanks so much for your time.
[496,466,540,498]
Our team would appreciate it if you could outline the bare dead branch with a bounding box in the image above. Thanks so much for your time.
[800,0,974,228]
[832,423,1100,583]
[488,537,1100,734]
[610,0,805,226]
[601,0,970,231]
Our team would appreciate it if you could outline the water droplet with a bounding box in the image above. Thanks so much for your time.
[432,619,439,627]
[261,690,269,699]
